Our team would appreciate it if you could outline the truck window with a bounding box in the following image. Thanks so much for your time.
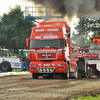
[30,39,65,48]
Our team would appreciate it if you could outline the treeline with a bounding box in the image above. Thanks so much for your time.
[71,16,100,47]
[0,5,100,50]
[0,5,35,51]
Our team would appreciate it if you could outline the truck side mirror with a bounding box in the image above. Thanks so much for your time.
[26,38,30,48]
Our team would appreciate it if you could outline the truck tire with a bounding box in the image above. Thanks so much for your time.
[63,64,69,79]
[67,64,70,79]
[78,71,85,78]
[78,58,85,78]
[32,73,39,79]
[75,64,78,78]
[0,61,11,72]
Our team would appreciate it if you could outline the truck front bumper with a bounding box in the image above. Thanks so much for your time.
[30,61,67,73]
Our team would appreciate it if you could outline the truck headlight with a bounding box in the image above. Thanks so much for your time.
[57,64,64,66]
[31,64,36,67]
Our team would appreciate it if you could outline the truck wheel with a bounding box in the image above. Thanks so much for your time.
[75,64,78,78]
[67,64,70,79]
[0,61,11,72]
[32,73,39,79]
[78,71,85,78]
[63,64,69,79]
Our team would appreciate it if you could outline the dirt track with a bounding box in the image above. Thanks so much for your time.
[0,74,100,100]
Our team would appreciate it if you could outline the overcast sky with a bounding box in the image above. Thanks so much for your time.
[0,0,34,16]
[0,0,78,32]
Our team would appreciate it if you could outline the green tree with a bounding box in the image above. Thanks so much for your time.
[72,17,100,47]
[0,5,35,51]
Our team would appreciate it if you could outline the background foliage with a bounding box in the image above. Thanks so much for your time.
[0,5,35,51]
[71,16,100,47]
[0,5,100,50]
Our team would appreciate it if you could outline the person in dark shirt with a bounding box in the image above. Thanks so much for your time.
[25,56,31,66]
[24,53,31,70]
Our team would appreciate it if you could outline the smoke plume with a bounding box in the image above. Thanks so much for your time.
[26,0,100,17]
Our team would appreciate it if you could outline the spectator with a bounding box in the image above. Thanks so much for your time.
[25,53,30,66]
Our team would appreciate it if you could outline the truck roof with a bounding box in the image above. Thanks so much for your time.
[30,22,70,40]
[37,21,69,29]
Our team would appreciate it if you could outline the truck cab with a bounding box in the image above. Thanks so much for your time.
[26,22,70,79]
[0,48,21,72]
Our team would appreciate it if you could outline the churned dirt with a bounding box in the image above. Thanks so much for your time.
[0,74,100,100]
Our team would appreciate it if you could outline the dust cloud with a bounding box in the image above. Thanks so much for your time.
[26,0,100,17]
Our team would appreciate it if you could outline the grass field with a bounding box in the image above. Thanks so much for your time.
[0,69,22,72]
[70,95,100,100]
[12,69,22,72]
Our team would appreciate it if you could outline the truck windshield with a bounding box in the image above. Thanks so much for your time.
[73,49,89,53]
[90,43,100,50]
[0,49,8,57]
[19,50,30,57]
[30,39,65,48]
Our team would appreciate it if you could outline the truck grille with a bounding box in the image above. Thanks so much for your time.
[37,50,57,60]
[37,53,56,59]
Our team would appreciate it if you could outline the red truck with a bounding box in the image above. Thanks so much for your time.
[69,35,100,78]
[26,21,71,79]
[26,22,100,79]
[25,6,100,79]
